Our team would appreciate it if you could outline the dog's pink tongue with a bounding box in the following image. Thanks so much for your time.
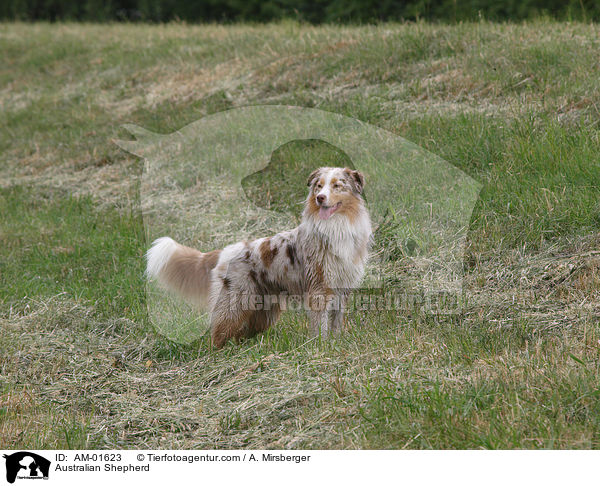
[319,206,337,220]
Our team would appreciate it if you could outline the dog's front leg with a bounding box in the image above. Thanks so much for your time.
[330,309,344,334]
[307,291,330,338]
[309,309,329,337]
[330,291,348,333]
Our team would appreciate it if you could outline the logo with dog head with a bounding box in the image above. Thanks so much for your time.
[3,452,51,483]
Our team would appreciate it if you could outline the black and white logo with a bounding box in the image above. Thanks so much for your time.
[3,452,51,484]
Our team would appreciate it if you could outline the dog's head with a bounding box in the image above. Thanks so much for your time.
[305,167,365,221]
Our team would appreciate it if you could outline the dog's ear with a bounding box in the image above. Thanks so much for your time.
[344,168,365,194]
[307,168,321,187]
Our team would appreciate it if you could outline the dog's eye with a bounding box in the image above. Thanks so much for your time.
[316,184,323,189]
[333,183,341,189]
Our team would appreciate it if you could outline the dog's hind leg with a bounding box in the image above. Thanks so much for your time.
[245,306,281,339]
[211,313,250,348]
[210,296,251,348]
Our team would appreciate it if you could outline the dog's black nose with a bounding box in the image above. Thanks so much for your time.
[316,194,326,204]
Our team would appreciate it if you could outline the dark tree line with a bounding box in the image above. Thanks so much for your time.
[1,0,598,22]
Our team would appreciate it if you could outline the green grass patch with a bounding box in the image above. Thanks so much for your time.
[0,185,146,321]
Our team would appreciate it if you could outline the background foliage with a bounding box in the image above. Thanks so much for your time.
[1,0,599,22]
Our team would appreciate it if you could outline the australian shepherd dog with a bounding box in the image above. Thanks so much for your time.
[146,167,372,348]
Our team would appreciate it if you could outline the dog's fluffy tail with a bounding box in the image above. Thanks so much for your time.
[146,237,219,307]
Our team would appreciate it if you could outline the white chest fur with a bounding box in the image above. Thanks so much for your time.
[300,209,371,290]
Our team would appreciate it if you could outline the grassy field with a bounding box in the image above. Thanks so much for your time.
[1,20,600,449]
